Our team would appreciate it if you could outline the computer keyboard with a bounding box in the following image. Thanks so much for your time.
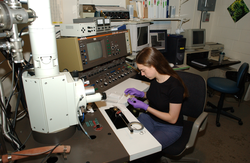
[191,60,207,67]
[191,58,213,67]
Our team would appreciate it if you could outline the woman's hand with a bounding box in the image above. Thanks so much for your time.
[124,88,145,98]
[127,98,149,111]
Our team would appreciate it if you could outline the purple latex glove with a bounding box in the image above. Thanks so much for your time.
[124,88,145,98]
[127,98,149,111]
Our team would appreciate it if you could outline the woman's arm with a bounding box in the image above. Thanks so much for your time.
[146,103,182,124]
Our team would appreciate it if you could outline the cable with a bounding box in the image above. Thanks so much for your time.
[40,144,60,163]
[0,100,22,146]
[0,58,8,65]
[200,11,203,29]
[1,70,12,81]
[76,97,91,139]
[18,26,28,37]
[12,87,22,128]
[0,99,22,150]
[0,62,32,151]
[18,130,32,150]
[0,49,10,60]
[6,61,15,109]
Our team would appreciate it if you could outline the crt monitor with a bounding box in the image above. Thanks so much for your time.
[86,41,103,61]
[181,29,206,50]
[126,22,150,52]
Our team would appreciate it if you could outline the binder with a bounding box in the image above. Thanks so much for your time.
[159,0,164,18]
[153,0,157,18]
[156,0,160,18]
[163,0,166,18]
[144,0,148,18]
[166,0,169,18]
[137,1,143,18]
[148,0,153,18]
[163,0,167,18]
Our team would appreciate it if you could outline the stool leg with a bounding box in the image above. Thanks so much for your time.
[206,93,243,126]
[215,93,226,127]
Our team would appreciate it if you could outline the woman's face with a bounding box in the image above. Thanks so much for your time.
[137,63,157,80]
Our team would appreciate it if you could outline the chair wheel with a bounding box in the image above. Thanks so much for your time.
[238,120,243,125]
[216,122,220,127]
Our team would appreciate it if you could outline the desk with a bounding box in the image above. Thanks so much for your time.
[6,78,161,163]
[96,78,161,161]
[187,59,241,71]
[184,49,241,80]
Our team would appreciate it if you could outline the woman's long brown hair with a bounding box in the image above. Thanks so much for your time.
[136,47,188,98]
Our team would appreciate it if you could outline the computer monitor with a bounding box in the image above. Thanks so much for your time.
[126,23,150,52]
[150,30,167,52]
[181,29,206,50]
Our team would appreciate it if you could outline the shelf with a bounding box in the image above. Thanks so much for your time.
[143,18,182,21]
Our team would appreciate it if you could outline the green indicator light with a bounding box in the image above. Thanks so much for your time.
[89,121,94,126]
[95,118,99,125]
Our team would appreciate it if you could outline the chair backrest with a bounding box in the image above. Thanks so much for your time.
[176,71,207,118]
[236,63,249,88]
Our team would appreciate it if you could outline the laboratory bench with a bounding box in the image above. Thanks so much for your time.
[4,78,161,163]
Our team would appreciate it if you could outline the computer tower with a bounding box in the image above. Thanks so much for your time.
[164,35,186,65]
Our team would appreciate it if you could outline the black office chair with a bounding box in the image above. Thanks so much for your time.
[205,62,249,127]
[160,71,208,163]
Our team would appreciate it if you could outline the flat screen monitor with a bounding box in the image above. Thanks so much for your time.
[181,29,206,50]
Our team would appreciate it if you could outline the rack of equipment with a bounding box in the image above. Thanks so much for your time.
[57,30,135,92]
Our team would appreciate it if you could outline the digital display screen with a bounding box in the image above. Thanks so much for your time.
[137,26,148,46]
[193,31,204,44]
[87,41,103,61]
[104,19,110,24]
[97,19,103,25]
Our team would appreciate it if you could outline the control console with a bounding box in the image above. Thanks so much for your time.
[79,57,137,93]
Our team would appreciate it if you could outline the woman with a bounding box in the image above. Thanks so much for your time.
[124,47,188,149]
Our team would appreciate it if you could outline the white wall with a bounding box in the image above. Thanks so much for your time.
[209,0,250,70]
